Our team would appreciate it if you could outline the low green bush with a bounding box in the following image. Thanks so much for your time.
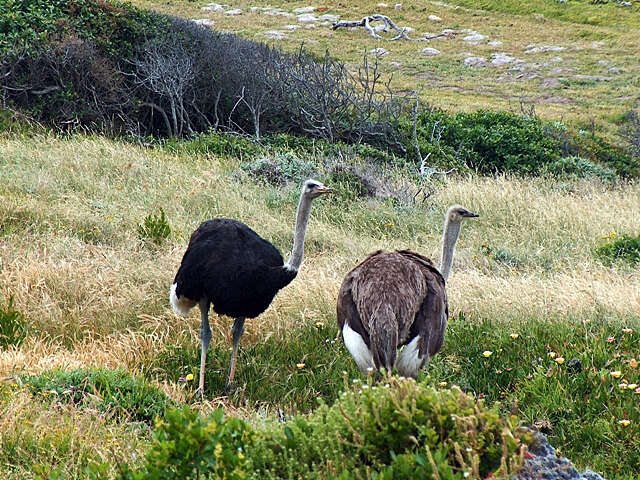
[20,368,173,423]
[137,208,171,245]
[242,153,317,186]
[545,155,619,182]
[118,381,528,480]
[596,233,640,266]
[0,296,28,348]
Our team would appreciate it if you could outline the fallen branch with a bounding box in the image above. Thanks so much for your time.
[333,14,411,40]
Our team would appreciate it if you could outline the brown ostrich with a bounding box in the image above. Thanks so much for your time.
[336,205,478,377]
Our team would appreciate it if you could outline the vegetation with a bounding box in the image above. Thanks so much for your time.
[1,0,639,478]
[20,368,174,423]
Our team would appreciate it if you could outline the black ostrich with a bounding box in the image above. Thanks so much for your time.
[170,179,332,395]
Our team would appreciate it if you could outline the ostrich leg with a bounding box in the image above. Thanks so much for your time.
[226,317,246,391]
[198,299,212,398]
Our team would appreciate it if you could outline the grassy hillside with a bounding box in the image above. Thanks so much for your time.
[1,0,640,479]
[128,0,640,137]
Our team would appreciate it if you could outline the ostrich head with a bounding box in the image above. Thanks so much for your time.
[303,179,333,199]
[446,205,479,223]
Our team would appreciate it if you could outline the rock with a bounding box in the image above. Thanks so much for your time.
[192,18,215,27]
[304,23,317,29]
[567,358,583,374]
[293,6,315,14]
[264,30,287,40]
[297,13,318,23]
[442,29,454,34]
[533,13,545,20]
[390,61,402,68]
[421,47,441,56]
[394,3,403,9]
[264,9,293,17]
[488,40,503,47]
[514,432,606,480]
[319,14,339,22]
[574,74,613,82]
[201,3,224,12]
[550,56,563,63]
[463,33,488,43]
[285,24,301,30]
[618,1,632,6]
[428,15,442,22]
[464,56,487,66]
[525,45,565,54]
[369,47,390,56]
[459,51,474,57]
[377,2,389,7]
[403,26,415,33]
[590,41,605,49]
[491,52,517,66]
[608,67,623,74]
[225,8,243,15]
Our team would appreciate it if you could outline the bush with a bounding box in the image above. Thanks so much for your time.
[118,380,528,480]
[242,153,317,186]
[119,407,253,480]
[20,368,173,423]
[596,233,640,266]
[0,296,28,348]
[137,208,171,245]
[545,155,619,182]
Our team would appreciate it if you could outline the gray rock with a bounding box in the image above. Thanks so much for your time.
[488,40,503,47]
[297,13,318,23]
[428,14,442,22]
[464,56,487,66]
[192,18,215,27]
[369,47,390,56]
[491,52,517,66]
[463,33,488,43]
[201,3,224,12]
[422,47,441,55]
[319,14,340,22]
[525,45,565,54]
[225,8,243,15]
[513,432,606,480]
[293,6,315,14]
[264,30,287,40]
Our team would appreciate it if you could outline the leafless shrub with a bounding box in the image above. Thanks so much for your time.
[620,111,640,159]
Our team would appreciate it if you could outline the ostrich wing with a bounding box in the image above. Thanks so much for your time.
[396,250,448,357]
[337,262,371,348]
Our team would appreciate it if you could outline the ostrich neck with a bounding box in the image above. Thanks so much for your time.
[439,219,461,283]
[285,194,313,271]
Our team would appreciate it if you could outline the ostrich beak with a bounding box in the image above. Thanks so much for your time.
[316,185,333,194]
[463,210,479,218]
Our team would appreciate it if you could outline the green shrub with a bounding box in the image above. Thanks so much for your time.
[596,233,640,266]
[545,155,619,182]
[20,368,173,423]
[119,407,253,480]
[410,110,563,175]
[137,208,171,245]
[242,153,317,186]
[249,379,528,479]
[0,296,28,348]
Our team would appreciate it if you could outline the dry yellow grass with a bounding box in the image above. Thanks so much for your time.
[1,133,638,387]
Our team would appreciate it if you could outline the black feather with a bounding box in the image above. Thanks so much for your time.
[173,219,297,319]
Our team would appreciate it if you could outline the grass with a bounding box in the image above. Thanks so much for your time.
[1,132,639,478]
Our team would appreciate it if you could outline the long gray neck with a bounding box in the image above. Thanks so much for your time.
[439,218,461,283]
[285,193,313,272]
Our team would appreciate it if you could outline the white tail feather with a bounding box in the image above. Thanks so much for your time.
[169,283,196,316]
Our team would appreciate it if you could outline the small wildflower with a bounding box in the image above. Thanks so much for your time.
[506,367,513,372]
[482,350,493,358]
[627,383,638,390]
[618,419,631,427]
[555,357,565,365]
[548,352,557,359]
[630,359,638,368]
[296,363,305,369]
[362,385,369,389]
[610,371,622,378]
[635,386,640,394]
[342,370,348,375]
[178,376,186,384]
[622,328,633,335]
[582,318,591,325]
[496,369,503,374]
[439,381,448,387]
[185,373,194,382]
[366,367,374,373]
[618,383,628,389]
[315,321,323,328]
[607,337,615,343]
[510,333,519,339]
[478,393,486,399]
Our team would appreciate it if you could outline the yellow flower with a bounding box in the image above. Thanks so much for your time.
[555,357,565,365]
[296,363,305,369]
[439,381,448,387]
[482,351,493,358]
[626,383,637,390]
[618,419,631,427]
[315,321,324,328]
[610,371,622,378]
[548,352,557,359]
[510,333,519,339]
[630,359,638,368]
[185,373,194,382]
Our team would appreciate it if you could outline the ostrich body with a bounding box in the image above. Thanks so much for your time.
[170,179,331,395]
[337,205,478,377]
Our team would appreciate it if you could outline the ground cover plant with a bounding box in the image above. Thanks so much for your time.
[1,0,640,479]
